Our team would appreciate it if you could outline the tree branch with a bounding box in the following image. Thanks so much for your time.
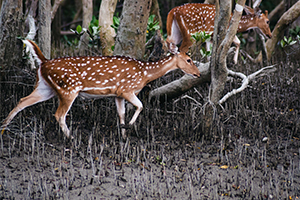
[268,0,285,22]
[219,65,277,104]
[148,61,211,101]
[266,1,300,61]
[51,0,63,21]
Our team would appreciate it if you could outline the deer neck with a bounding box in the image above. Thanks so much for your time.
[143,55,177,83]
[237,15,258,33]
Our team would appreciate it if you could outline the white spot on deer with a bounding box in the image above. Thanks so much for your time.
[82,71,87,77]
[102,80,108,85]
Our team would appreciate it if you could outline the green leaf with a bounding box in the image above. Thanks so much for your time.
[76,25,82,34]
[289,40,297,45]
[280,39,285,48]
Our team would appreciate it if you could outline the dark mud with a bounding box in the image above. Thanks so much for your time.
[0,55,299,199]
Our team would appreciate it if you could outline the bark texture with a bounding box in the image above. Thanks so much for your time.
[0,0,24,69]
[98,0,117,56]
[203,0,246,136]
[113,0,152,59]
[38,0,51,59]
[266,1,300,61]
[79,0,93,55]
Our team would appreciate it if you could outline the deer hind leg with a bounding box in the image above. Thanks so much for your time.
[2,83,55,132]
[115,97,127,138]
[232,35,241,64]
[54,93,78,138]
[121,93,143,125]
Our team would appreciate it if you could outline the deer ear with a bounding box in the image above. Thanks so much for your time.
[264,10,268,18]
[169,43,179,55]
[243,5,254,15]
[254,7,262,16]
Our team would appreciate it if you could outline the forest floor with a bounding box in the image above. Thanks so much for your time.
[0,51,299,199]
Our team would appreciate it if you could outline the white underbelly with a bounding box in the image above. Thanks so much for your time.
[79,92,116,99]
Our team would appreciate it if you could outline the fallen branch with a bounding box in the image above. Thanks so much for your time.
[148,61,211,102]
[219,65,276,104]
[148,47,236,101]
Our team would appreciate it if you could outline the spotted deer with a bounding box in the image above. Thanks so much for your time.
[1,40,200,138]
[166,3,272,63]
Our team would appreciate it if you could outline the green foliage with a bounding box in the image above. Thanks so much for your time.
[200,46,212,58]
[237,33,246,46]
[88,15,100,40]
[70,24,86,37]
[190,31,212,58]
[289,26,300,37]
[191,31,211,43]
[146,15,160,41]
[111,13,120,33]
[67,16,101,47]
[280,36,297,48]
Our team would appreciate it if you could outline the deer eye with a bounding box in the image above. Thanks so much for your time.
[267,20,270,24]
[187,59,191,63]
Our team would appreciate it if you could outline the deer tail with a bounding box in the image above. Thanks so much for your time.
[22,39,47,66]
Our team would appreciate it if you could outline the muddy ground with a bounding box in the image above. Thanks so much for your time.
[0,50,299,199]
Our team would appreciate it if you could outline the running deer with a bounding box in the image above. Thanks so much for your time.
[166,3,272,63]
[1,40,200,138]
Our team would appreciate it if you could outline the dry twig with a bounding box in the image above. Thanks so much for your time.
[219,65,276,104]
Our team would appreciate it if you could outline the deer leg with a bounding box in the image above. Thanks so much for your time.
[115,97,125,125]
[115,97,127,138]
[121,93,143,125]
[179,36,193,53]
[206,40,213,61]
[232,35,241,64]
[54,93,78,138]
[2,84,55,132]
